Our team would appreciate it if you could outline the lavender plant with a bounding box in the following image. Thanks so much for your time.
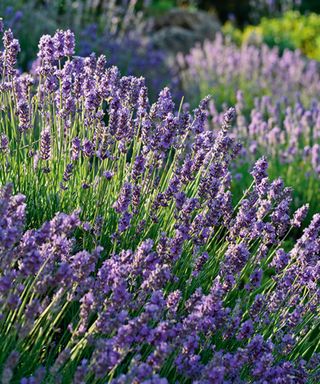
[1,0,170,98]
[177,34,320,107]
[0,26,319,383]
[205,93,320,220]
[177,35,320,218]
[0,26,168,227]
[77,23,172,100]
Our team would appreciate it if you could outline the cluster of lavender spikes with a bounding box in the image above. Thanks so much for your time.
[1,166,320,382]
[177,34,320,215]
[0,26,319,383]
[77,23,172,99]
[177,34,320,106]
[205,92,320,211]
[232,93,320,176]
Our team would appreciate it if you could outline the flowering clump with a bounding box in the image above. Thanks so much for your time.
[178,34,320,106]
[0,26,319,383]
[177,36,320,217]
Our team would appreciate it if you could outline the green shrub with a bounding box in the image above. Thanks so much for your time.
[223,11,320,60]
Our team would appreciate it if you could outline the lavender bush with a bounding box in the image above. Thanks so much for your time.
[177,35,320,218]
[0,26,173,226]
[204,93,320,220]
[1,181,319,382]
[177,34,320,107]
[1,0,171,99]
[0,25,319,383]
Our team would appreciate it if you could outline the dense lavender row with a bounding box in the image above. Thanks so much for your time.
[1,179,319,382]
[205,93,320,217]
[0,25,319,383]
[177,35,320,216]
[177,34,320,107]
[2,1,171,99]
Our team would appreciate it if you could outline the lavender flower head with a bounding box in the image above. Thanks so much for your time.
[291,204,309,227]
[40,129,51,160]
[251,157,268,184]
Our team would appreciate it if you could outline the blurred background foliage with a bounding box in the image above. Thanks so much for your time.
[0,0,173,99]
[2,0,320,70]
[140,0,320,21]
[223,11,320,60]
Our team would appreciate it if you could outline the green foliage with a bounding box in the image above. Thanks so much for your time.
[144,0,198,14]
[145,0,176,12]
[223,11,320,60]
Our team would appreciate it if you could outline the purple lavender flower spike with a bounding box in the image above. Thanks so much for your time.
[113,183,132,214]
[64,30,75,57]
[3,29,20,76]
[38,34,55,63]
[291,204,309,227]
[251,157,268,184]
[40,129,51,160]
[63,163,73,182]
[71,137,82,161]
[82,138,94,158]
[0,134,9,153]
[53,30,65,60]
